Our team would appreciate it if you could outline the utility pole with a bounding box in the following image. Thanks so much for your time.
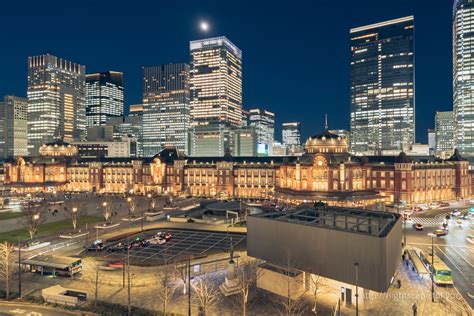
[17,238,21,300]
[188,256,191,316]
[127,236,131,315]
[430,233,435,302]
[354,263,359,316]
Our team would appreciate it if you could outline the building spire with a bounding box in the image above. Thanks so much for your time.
[324,114,328,130]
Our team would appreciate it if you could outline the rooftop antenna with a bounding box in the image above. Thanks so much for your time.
[324,114,328,130]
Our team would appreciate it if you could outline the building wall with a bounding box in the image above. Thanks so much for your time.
[0,96,28,159]
[247,213,403,293]
[4,151,470,205]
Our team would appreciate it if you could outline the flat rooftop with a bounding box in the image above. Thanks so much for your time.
[21,255,81,269]
[256,206,399,237]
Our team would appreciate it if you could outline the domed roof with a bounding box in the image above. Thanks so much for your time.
[395,151,411,163]
[39,140,78,157]
[152,147,186,163]
[305,130,347,154]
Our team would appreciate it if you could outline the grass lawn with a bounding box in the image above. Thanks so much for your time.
[0,215,103,242]
[0,212,23,221]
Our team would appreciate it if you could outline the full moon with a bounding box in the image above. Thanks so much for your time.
[200,21,209,32]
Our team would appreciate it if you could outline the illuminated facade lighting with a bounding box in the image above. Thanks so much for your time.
[27,54,86,156]
[0,96,28,158]
[142,64,191,157]
[350,16,415,155]
[454,0,474,160]
[85,71,124,127]
[189,36,243,126]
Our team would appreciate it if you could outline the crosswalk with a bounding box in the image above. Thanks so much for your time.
[410,217,443,227]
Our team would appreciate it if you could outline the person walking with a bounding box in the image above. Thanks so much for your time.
[412,303,417,316]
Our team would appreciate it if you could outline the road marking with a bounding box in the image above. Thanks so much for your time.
[10,309,27,314]
[436,246,470,281]
[451,246,474,269]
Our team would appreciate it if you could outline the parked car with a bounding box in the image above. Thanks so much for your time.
[107,242,129,252]
[412,223,424,231]
[149,237,166,245]
[439,202,450,207]
[413,206,423,212]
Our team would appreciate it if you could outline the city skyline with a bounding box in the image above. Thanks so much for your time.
[0,0,453,143]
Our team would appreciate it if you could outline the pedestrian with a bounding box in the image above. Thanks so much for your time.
[412,303,417,316]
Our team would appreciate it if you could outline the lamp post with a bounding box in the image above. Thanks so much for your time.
[127,197,132,220]
[354,263,359,316]
[102,201,108,223]
[427,233,436,302]
[72,207,77,232]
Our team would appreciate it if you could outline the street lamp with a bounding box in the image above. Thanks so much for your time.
[127,197,132,219]
[354,263,359,316]
[72,207,77,213]
[33,213,40,221]
[427,233,436,302]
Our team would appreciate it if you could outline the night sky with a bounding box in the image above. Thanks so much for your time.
[0,0,453,143]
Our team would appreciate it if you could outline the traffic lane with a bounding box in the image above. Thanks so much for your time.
[414,203,474,218]
[434,245,474,309]
[0,301,81,316]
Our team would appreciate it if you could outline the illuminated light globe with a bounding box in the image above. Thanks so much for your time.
[200,21,209,32]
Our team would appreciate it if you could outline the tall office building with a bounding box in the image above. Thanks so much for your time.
[27,54,86,156]
[0,96,28,158]
[454,0,474,160]
[85,71,124,127]
[282,122,301,146]
[190,36,243,126]
[249,108,275,146]
[142,64,190,156]
[427,128,435,155]
[350,16,415,155]
[435,111,455,159]
[128,104,143,117]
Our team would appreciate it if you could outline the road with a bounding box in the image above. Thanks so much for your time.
[405,208,473,309]
[0,301,85,316]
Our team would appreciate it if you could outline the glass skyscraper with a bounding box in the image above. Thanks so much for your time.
[249,108,275,146]
[86,71,124,127]
[0,96,28,158]
[454,0,474,160]
[190,36,242,126]
[282,122,301,147]
[27,54,86,156]
[142,63,190,157]
[350,16,415,155]
[435,111,455,159]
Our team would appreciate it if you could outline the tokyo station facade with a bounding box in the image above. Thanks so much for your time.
[3,131,472,206]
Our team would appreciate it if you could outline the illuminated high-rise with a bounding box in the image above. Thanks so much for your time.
[85,71,124,127]
[27,54,86,156]
[249,108,275,146]
[435,111,455,159]
[454,0,474,160]
[0,96,28,158]
[142,63,190,156]
[350,16,415,155]
[190,36,242,126]
[282,122,301,147]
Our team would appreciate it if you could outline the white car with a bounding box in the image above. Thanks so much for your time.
[148,237,166,245]
[466,235,474,244]
[452,210,462,217]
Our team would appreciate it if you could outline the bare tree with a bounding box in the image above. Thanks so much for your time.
[270,253,308,316]
[64,199,85,232]
[19,199,46,240]
[310,274,325,315]
[82,257,104,305]
[126,196,138,218]
[155,262,178,315]
[0,242,17,299]
[100,198,113,223]
[231,260,263,316]
[175,262,188,295]
[192,273,222,315]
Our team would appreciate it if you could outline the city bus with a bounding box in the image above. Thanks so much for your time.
[419,251,453,286]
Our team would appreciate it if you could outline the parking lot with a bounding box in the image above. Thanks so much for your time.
[101,229,246,265]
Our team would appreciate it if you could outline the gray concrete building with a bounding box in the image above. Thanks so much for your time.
[248,205,402,292]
